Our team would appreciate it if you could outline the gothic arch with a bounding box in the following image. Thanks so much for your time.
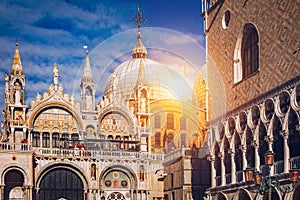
[275,91,290,118]
[291,83,300,111]
[261,99,275,124]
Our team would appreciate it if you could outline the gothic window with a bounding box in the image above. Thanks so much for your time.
[167,114,174,129]
[52,133,59,148]
[180,117,186,130]
[155,132,161,147]
[32,132,40,147]
[242,23,259,79]
[42,133,50,148]
[154,115,161,129]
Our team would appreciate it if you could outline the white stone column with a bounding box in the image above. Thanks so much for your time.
[220,152,226,186]
[240,145,247,181]
[254,141,260,171]
[208,155,216,187]
[282,132,290,173]
[40,133,43,149]
[266,136,275,175]
[0,185,4,200]
[230,151,236,184]
[50,131,53,149]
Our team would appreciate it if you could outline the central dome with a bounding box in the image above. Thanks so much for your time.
[104,58,180,101]
[103,24,192,103]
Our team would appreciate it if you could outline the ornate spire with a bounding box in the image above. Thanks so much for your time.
[131,4,147,59]
[81,46,94,83]
[137,59,147,85]
[53,63,59,90]
[11,39,23,75]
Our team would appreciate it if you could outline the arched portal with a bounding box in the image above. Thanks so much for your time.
[4,169,24,200]
[100,165,137,200]
[38,168,84,200]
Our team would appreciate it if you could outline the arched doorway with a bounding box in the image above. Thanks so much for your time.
[4,169,24,200]
[38,168,84,200]
[100,165,137,200]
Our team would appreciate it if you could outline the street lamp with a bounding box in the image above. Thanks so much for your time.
[244,151,299,200]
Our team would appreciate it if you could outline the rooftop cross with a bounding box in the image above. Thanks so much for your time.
[131,4,146,29]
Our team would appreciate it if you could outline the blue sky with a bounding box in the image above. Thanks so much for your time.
[0,0,206,121]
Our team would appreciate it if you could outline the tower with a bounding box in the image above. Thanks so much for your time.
[80,46,97,139]
[80,46,95,111]
[131,4,150,152]
[3,40,28,144]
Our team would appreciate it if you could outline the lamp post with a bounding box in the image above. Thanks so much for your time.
[244,151,299,200]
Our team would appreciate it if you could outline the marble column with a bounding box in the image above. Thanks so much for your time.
[0,185,4,200]
[219,152,225,186]
[208,155,216,187]
[230,150,236,184]
[240,145,247,181]
[253,141,260,171]
[281,131,290,173]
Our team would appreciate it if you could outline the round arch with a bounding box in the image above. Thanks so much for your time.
[99,164,138,190]
[1,165,29,185]
[36,163,89,189]
[36,163,88,200]
[2,168,25,200]
[28,101,83,131]
[98,106,136,131]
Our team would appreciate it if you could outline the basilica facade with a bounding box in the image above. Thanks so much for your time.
[0,8,208,200]
[201,0,300,199]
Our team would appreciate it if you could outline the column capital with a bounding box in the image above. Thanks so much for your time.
[251,140,259,148]
[264,135,273,144]
[228,148,235,155]
[207,154,215,162]
[218,152,224,160]
[280,130,289,139]
[239,144,247,152]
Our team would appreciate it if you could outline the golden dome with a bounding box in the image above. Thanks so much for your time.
[104,58,180,101]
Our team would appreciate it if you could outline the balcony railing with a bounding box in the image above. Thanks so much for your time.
[0,142,31,151]
[0,142,164,161]
[36,147,164,161]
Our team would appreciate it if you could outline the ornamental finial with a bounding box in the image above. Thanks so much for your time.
[131,4,146,29]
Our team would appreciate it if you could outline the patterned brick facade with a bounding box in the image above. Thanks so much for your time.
[202,1,300,199]
[205,0,299,115]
